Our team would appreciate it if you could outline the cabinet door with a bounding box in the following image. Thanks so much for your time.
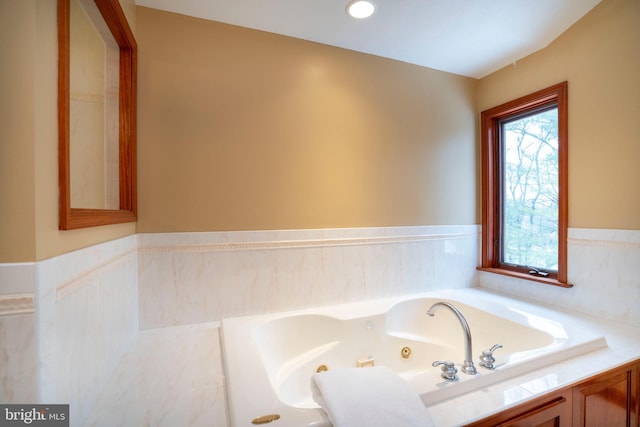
[573,369,633,427]
[465,392,572,427]
[634,364,640,427]
[497,396,571,427]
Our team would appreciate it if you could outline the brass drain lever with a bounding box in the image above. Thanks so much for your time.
[252,414,280,425]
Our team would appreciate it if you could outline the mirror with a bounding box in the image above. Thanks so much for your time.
[58,0,137,229]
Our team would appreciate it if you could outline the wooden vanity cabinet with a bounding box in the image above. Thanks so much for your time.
[465,359,640,427]
[466,390,572,427]
[573,364,639,427]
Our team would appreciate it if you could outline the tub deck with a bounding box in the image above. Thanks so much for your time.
[80,288,640,427]
[221,288,615,427]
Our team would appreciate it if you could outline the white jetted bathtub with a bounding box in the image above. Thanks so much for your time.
[220,289,607,426]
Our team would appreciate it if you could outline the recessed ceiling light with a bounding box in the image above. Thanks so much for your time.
[346,0,376,19]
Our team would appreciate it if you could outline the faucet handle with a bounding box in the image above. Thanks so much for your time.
[487,343,503,353]
[479,344,503,370]
[432,360,458,381]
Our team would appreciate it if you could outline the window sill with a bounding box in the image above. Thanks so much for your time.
[477,267,574,288]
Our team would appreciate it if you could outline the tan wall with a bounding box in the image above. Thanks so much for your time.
[478,0,640,230]
[136,7,478,232]
[5,0,632,261]
[0,1,37,262]
[0,0,137,263]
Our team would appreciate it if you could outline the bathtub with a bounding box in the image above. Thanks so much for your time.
[220,289,607,426]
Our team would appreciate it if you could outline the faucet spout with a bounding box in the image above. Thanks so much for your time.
[427,302,477,375]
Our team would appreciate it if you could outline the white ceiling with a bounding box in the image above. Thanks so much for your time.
[134,0,601,79]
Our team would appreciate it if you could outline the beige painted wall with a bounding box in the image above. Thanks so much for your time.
[0,0,137,263]
[136,7,478,232]
[0,1,37,262]
[479,0,640,230]
[4,0,635,262]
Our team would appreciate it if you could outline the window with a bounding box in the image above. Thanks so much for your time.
[479,82,571,287]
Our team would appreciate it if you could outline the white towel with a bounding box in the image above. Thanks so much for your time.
[311,366,434,427]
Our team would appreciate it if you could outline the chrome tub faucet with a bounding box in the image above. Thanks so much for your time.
[427,301,477,375]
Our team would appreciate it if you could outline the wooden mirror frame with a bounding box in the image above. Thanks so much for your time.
[58,0,137,230]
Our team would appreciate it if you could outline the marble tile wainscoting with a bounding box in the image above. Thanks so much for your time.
[479,228,640,328]
[0,236,139,426]
[0,263,38,403]
[137,225,481,329]
[2,226,638,426]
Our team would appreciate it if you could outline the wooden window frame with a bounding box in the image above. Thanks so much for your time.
[478,82,572,288]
